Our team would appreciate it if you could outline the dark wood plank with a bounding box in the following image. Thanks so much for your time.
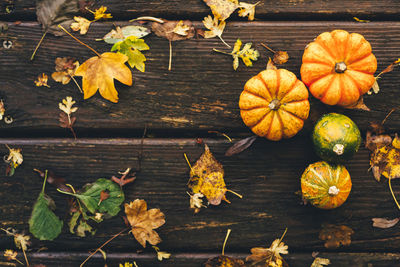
[1,138,400,253]
[2,0,400,21]
[0,21,400,136]
[1,252,400,267]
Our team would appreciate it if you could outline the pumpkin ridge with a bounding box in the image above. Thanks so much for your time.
[302,60,333,67]
[275,110,285,138]
[344,72,364,95]
[278,108,304,125]
[337,73,348,105]
[305,66,334,85]
[253,75,273,100]
[275,69,281,98]
[310,167,330,188]
[319,74,336,102]
[302,180,326,191]
[242,90,269,102]
[249,108,272,127]
[347,65,375,75]
[342,31,352,62]
[345,37,368,64]
[278,79,302,101]
[315,39,337,63]
[347,52,375,68]
[262,111,275,138]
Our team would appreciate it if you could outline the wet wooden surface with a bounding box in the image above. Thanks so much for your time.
[1,1,400,266]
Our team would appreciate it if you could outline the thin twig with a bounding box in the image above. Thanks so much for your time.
[168,40,172,71]
[226,189,243,199]
[30,30,48,61]
[260,43,276,53]
[70,75,83,93]
[382,108,396,125]
[218,35,231,48]
[213,48,231,55]
[22,247,29,267]
[80,228,129,267]
[58,25,101,57]
[221,229,231,256]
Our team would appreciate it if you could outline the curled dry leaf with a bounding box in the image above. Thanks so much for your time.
[173,20,191,36]
[124,199,165,248]
[246,230,289,267]
[70,16,91,35]
[260,43,289,65]
[266,57,277,70]
[151,20,195,42]
[52,57,79,85]
[319,224,354,249]
[369,137,400,181]
[311,257,330,267]
[225,135,257,156]
[372,217,400,228]
[203,0,239,21]
[188,144,242,207]
[75,52,132,103]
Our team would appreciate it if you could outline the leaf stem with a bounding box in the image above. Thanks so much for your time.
[212,48,232,55]
[278,227,288,243]
[30,30,48,61]
[22,247,29,267]
[382,108,396,125]
[260,43,276,53]
[183,153,192,170]
[80,228,129,267]
[70,75,83,93]
[226,189,243,199]
[168,40,172,71]
[57,25,101,57]
[221,229,231,255]
[218,35,231,48]
[14,258,24,265]
[389,178,400,210]
[41,170,48,193]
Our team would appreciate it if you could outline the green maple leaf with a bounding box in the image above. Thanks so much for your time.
[29,171,63,241]
[111,36,149,72]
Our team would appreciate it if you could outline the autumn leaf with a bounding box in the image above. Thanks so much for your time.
[238,1,260,21]
[369,58,400,95]
[4,145,23,176]
[102,25,151,44]
[173,20,191,36]
[111,36,149,72]
[203,0,239,21]
[246,229,289,267]
[202,15,230,47]
[205,229,245,267]
[342,97,370,111]
[124,199,165,248]
[260,43,289,65]
[225,135,257,156]
[311,257,331,267]
[52,57,80,85]
[369,135,400,181]
[111,168,136,187]
[34,73,50,87]
[372,217,400,228]
[187,144,242,207]
[75,52,132,103]
[59,96,78,139]
[93,6,112,20]
[151,20,195,70]
[319,224,354,249]
[70,16,91,34]
[214,39,259,70]
[153,246,171,261]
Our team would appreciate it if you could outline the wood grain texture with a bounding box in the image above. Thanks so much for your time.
[1,252,400,267]
[0,21,400,137]
[1,138,400,253]
[2,0,400,20]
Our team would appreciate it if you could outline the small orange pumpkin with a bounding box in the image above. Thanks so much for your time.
[239,69,310,141]
[301,161,352,209]
[301,30,377,106]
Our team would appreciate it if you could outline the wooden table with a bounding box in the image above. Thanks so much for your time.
[1,1,400,266]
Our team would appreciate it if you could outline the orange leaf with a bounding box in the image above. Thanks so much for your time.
[75,52,132,103]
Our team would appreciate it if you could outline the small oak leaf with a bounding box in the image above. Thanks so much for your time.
[124,199,165,248]
[74,52,132,103]
[34,73,50,87]
[238,1,260,21]
[70,16,91,35]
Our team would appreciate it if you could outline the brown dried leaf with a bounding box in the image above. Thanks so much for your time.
[273,51,289,65]
[203,0,239,21]
[34,168,71,192]
[370,143,400,180]
[204,255,245,267]
[188,144,230,205]
[342,97,370,111]
[225,135,257,156]
[319,224,354,249]
[311,257,331,267]
[246,238,289,267]
[266,57,277,70]
[151,20,195,41]
[124,199,165,248]
[111,168,136,187]
[379,58,400,76]
[372,217,400,228]
[365,131,392,151]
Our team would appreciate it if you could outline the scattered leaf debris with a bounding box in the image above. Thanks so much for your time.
[153,246,171,261]
[319,224,354,249]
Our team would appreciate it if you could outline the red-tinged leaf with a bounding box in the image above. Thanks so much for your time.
[111,168,136,187]
[98,190,110,205]
[225,136,257,156]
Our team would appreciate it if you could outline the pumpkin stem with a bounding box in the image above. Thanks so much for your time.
[333,143,344,155]
[328,185,340,196]
[268,99,281,110]
[335,62,347,73]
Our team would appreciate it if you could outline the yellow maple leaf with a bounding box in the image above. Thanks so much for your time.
[75,52,132,103]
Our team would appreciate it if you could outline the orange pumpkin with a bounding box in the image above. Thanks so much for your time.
[301,30,377,106]
[301,161,352,209]
[239,69,310,141]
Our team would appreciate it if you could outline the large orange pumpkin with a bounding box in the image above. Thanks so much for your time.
[239,69,310,141]
[301,161,352,209]
[301,30,377,106]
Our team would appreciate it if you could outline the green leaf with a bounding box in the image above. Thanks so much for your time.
[76,220,95,237]
[58,178,124,216]
[68,211,80,234]
[29,171,63,241]
[103,25,151,44]
[111,37,149,71]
